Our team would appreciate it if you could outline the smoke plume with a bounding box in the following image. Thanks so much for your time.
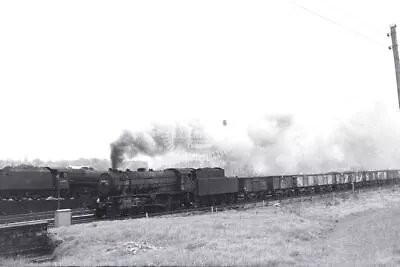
[220,104,400,176]
[110,121,217,169]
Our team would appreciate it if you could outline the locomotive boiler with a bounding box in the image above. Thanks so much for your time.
[0,165,105,215]
[0,164,104,200]
[0,165,69,199]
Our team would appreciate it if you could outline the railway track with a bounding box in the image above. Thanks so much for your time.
[2,183,396,229]
[97,183,397,223]
[0,208,94,226]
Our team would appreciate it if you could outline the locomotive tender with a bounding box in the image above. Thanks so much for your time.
[94,167,400,218]
[58,166,102,198]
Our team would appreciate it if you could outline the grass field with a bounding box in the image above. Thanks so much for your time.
[2,186,400,267]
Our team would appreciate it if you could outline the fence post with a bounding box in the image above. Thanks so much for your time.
[145,212,148,218]
[211,206,214,213]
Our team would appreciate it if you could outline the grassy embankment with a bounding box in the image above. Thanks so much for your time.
[2,186,400,266]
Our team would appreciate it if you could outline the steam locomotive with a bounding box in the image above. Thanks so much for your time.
[0,165,102,200]
[94,167,400,218]
[95,167,237,217]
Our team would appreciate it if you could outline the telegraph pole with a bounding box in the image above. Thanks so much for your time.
[389,24,400,109]
[57,173,61,210]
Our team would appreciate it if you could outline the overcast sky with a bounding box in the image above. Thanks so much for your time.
[1,0,399,161]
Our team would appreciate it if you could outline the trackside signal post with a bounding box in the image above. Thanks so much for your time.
[389,24,400,109]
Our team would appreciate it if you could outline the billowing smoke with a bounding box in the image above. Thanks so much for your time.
[110,121,218,169]
[111,103,400,176]
[247,114,293,148]
[220,103,400,176]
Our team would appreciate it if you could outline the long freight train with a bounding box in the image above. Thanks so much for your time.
[94,167,400,218]
[2,164,399,217]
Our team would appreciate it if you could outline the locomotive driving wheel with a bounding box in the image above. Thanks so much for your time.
[95,206,107,219]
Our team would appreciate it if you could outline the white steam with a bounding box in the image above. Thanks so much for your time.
[113,102,400,176]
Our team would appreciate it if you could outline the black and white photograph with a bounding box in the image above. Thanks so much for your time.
[1,0,400,266]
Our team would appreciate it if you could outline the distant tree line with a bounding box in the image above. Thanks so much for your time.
[0,158,148,171]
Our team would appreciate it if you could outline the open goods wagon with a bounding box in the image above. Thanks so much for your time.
[239,169,400,201]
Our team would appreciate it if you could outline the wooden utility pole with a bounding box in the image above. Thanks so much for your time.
[389,24,400,109]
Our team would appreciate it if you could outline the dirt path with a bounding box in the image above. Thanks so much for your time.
[304,203,400,266]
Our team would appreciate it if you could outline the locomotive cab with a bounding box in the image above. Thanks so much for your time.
[97,172,118,197]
